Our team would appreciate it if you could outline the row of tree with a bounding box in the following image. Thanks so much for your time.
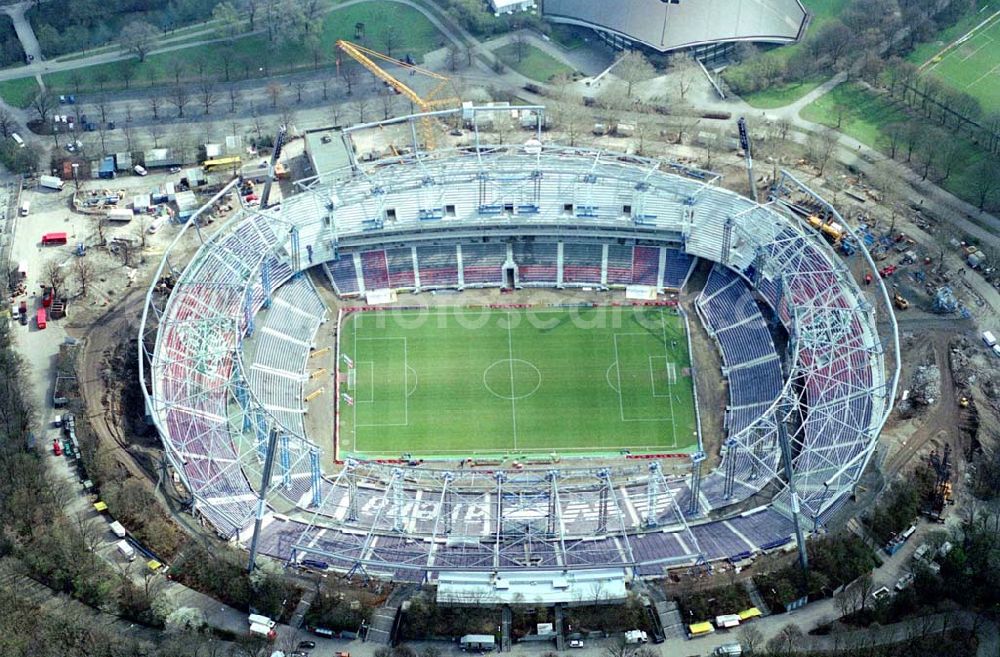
[30,0,223,57]
[725,0,977,96]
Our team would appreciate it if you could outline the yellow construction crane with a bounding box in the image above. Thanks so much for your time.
[336,39,460,150]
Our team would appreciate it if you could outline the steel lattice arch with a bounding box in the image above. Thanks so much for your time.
[139,119,899,581]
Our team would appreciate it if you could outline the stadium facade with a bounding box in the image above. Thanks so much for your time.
[139,108,898,588]
[542,0,808,56]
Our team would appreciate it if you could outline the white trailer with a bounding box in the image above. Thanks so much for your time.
[983,331,997,348]
[39,175,65,190]
[106,208,134,223]
[248,613,275,629]
[624,630,648,644]
[116,540,135,561]
[108,520,126,538]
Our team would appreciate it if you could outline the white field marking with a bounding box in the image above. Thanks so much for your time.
[613,332,673,423]
[606,362,620,393]
[352,314,358,451]
[354,443,681,457]
[921,8,1000,72]
[667,361,677,386]
[957,34,993,62]
[506,312,518,451]
[403,337,409,425]
[406,366,418,397]
[356,362,375,402]
[648,356,672,398]
[354,338,409,428]
[967,59,1000,89]
[661,313,678,449]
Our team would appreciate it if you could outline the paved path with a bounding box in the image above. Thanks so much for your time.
[2,1,42,64]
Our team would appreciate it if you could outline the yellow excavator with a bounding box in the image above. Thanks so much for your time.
[336,40,460,150]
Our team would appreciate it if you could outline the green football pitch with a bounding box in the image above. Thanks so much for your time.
[337,306,699,460]
[921,9,1000,110]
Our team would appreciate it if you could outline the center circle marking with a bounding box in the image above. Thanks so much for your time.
[483,359,541,400]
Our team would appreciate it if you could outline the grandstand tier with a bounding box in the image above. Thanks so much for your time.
[141,142,895,581]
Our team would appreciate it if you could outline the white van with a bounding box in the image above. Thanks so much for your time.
[108,520,127,539]
[714,644,743,657]
[117,540,136,561]
[19,200,29,216]
[11,133,24,148]
[133,165,148,176]
[248,613,275,629]
[983,331,997,348]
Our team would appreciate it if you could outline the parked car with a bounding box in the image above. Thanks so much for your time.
[169,166,181,174]
[297,642,316,650]
[133,165,148,176]
[569,640,584,648]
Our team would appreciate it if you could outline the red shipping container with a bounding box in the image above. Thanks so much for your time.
[36,308,46,329]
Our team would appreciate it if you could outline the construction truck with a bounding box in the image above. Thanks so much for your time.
[893,291,909,310]
[805,215,845,243]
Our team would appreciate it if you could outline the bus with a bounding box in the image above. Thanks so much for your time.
[41,232,68,246]
[203,156,241,172]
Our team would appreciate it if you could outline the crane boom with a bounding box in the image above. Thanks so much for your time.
[335,39,460,150]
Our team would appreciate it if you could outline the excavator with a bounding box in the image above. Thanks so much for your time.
[336,40,460,150]
[892,290,909,310]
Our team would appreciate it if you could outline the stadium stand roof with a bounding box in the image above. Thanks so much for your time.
[543,0,808,53]
[436,569,628,605]
[304,128,353,182]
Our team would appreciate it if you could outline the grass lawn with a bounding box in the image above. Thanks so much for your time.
[338,306,698,460]
[729,0,850,107]
[907,0,994,64]
[548,24,589,51]
[0,77,40,108]
[802,82,989,211]
[915,7,1000,112]
[495,43,574,82]
[22,1,442,99]
[742,76,826,109]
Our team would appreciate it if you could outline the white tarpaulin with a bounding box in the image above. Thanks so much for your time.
[625,285,657,301]
[365,288,397,305]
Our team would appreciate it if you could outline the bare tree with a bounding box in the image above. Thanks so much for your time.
[146,123,165,148]
[352,97,370,123]
[119,62,136,90]
[0,107,15,138]
[42,259,66,294]
[198,81,218,115]
[73,257,95,297]
[668,53,699,101]
[266,82,283,108]
[168,86,192,118]
[122,123,136,152]
[120,20,158,62]
[447,45,461,72]
[807,127,839,176]
[738,625,764,655]
[228,85,242,113]
[970,158,1000,210]
[30,90,58,123]
[279,105,297,132]
[147,93,163,120]
[512,31,528,63]
[615,50,655,98]
[341,61,359,95]
[293,80,307,103]
[381,24,399,57]
[379,89,396,120]
[133,214,148,249]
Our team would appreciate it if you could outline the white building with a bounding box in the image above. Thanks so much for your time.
[489,0,535,15]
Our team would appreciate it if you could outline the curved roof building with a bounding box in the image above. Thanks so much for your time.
[542,0,808,53]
